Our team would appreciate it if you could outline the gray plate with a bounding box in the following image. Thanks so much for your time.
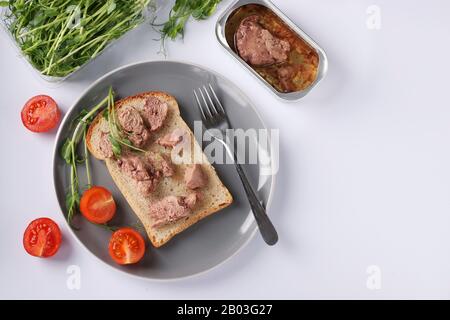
[53,60,275,280]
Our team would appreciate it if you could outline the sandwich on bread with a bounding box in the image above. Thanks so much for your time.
[86,91,233,247]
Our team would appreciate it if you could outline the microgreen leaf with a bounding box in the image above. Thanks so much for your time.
[65,189,80,226]
[60,138,73,165]
[109,134,122,157]
[121,138,132,146]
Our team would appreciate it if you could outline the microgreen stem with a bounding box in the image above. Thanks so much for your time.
[83,128,91,188]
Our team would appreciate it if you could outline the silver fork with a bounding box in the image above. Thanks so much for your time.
[193,84,278,246]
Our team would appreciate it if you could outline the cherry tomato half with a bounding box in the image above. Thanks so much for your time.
[108,228,145,265]
[23,217,62,258]
[80,186,116,224]
[21,95,60,132]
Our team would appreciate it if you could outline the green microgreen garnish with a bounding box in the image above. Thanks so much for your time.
[156,0,222,50]
[2,0,150,77]
[60,87,145,227]
[105,87,146,156]
[61,94,110,226]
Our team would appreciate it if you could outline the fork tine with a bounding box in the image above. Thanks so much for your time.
[208,84,226,115]
[198,87,214,119]
[203,85,220,116]
[193,89,207,122]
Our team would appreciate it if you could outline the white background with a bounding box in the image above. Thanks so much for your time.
[1,0,449,299]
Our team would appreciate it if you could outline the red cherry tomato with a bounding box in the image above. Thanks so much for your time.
[80,186,116,224]
[21,95,60,132]
[108,228,145,265]
[23,218,62,258]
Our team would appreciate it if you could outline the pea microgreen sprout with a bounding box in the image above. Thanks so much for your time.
[2,0,150,77]
[154,0,222,52]
[60,88,146,226]
[61,93,110,225]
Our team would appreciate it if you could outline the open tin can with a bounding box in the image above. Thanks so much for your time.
[216,0,328,101]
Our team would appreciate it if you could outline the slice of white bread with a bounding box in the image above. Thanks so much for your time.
[86,91,233,247]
